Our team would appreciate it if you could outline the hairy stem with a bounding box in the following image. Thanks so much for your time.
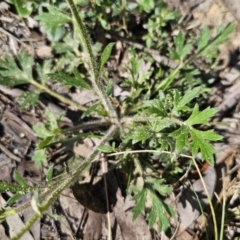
[11,125,118,239]
[11,212,40,240]
[66,0,120,125]
[30,79,87,112]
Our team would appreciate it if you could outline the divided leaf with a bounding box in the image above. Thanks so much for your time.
[147,191,174,233]
[190,128,222,164]
[186,105,218,125]
[0,53,33,87]
[131,126,152,144]
[173,31,192,61]
[149,119,173,132]
[175,87,200,110]
[132,188,147,220]
[35,5,71,28]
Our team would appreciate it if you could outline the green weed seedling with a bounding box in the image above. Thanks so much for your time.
[0,0,234,238]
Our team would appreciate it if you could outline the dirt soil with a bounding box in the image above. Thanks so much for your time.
[0,0,240,239]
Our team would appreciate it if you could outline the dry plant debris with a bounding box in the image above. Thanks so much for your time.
[0,0,240,239]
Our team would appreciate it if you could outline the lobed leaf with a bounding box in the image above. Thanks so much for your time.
[35,5,71,28]
[147,191,174,233]
[175,87,200,110]
[149,119,173,132]
[190,129,217,164]
[33,149,47,167]
[132,188,147,220]
[187,105,218,126]
[131,126,152,144]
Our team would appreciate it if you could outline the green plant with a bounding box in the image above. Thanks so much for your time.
[0,0,234,238]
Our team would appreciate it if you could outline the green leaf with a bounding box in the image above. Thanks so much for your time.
[131,126,152,144]
[18,51,34,79]
[211,24,235,47]
[175,87,200,110]
[190,129,218,164]
[33,149,47,167]
[19,91,39,109]
[33,124,54,139]
[197,26,211,52]
[38,136,55,149]
[146,177,172,196]
[0,181,34,194]
[46,110,59,131]
[170,126,189,153]
[191,129,222,141]
[143,99,168,117]
[147,192,174,233]
[173,89,180,109]
[46,165,54,184]
[14,0,32,17]
[132,188,147,220]
[13,171,27,187]
[149,119,173,132]
[35,5,71,28]
[187,105,218,125]
[44,25,66,42]
[180,43,192,60]
[0,53,33,87]
[97,145,114,153]
[5,193,22,207]
[174,31,185,59]
[105,80,113,96]
[137,0,154,13]
[73,67,91,90]
[81,102,100,118]
[197,24,234,56]
[48,72,90,88]
[99,43,115,72]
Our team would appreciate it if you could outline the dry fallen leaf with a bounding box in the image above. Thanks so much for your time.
[176,165,216,230]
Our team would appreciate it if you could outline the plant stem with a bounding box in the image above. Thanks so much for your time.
[60,119,111,134]
[192,158,218,240]
[11,212,40,240]
[219,169,226,240]
[11,125,118,240]
[122,115,185,126]
[29,79,87,111]
[66,0,120,125]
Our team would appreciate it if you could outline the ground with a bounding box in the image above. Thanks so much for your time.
[0,0,240,239]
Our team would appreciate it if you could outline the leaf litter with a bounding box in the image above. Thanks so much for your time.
[0,0,240,239]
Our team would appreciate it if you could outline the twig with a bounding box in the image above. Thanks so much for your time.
[0,142,21,162]
[0,27,30,50]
